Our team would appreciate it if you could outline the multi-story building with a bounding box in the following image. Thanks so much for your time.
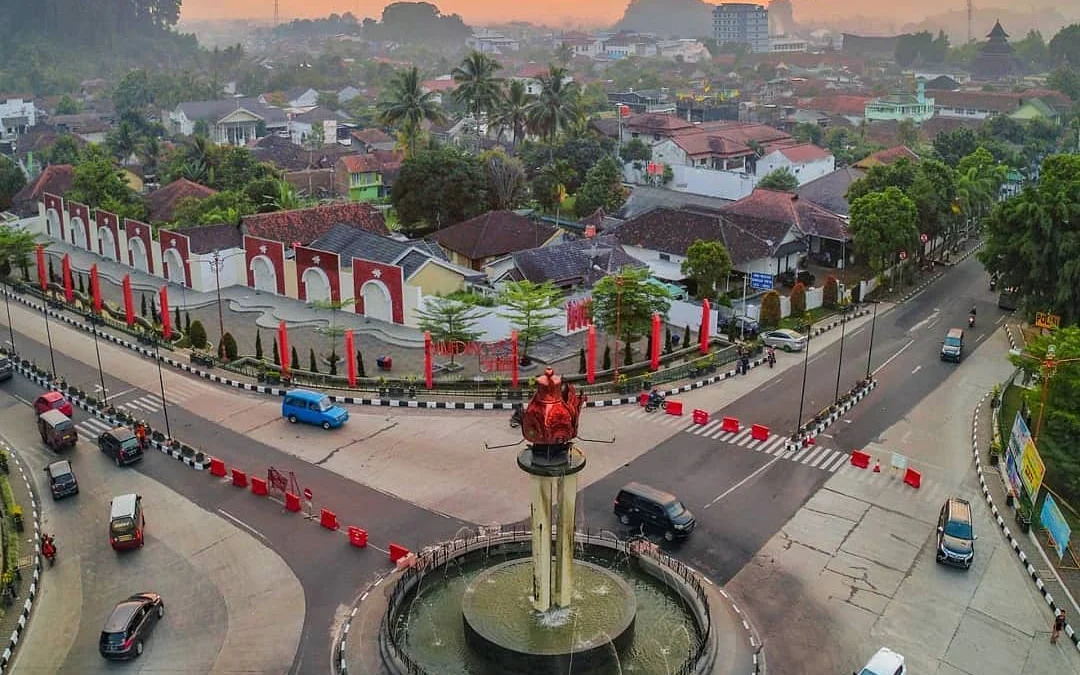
[713,3,769,54]
[0,97,37,143]
[863,81,935,124]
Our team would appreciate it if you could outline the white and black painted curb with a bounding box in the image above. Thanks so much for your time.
[0,450,43,673]
[896,241,982,304]
[1,287,868,411]
[784,378,878,453]
[9,359,210,471]
[971,393,1080,652]
[335,570,392,675]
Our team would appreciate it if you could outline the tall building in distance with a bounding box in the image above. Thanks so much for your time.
[713,3,770,54]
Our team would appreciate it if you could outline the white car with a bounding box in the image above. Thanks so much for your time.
[856,647,906,675]
[760,329,808,352]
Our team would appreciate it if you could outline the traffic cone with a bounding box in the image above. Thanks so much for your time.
[873,459,881,473]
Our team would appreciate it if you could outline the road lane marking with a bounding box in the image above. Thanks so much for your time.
[217,508,268,541]
[909,309,941,334]
[849,328,864,338]
[873,338,915,375]
[704,455,783,508]
[911,365,922,375]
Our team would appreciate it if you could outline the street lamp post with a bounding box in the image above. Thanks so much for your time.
[88,314,108,405]
[41,300,57,376]
[834,307,847,403]
[2,284,15,354]
[865,301,879,379]
[794,322,812,438]
[613,275,624,382]
[208,250,226,355]
[152,336,172,439]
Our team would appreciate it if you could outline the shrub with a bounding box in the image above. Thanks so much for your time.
[222,332,238,360]
[356,350,365,378]
[664,327,672,354]
[602,344,611,370]
[173,307,181,330]
[329,350,338,376]
[185,311,192,333]
[578,347,586,374]
[309,348,318,373]
[823,275,839,309]
[760,290,781,328]
[291,346,300,370]
[140,294,148,317]
[272,338,280,365]
[683,324,690,347]
[624,340,633,366]
[790,281,807,316]
[255,330,264,360]
[188,320,208,349]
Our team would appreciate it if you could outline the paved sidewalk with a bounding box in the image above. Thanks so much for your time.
[0,441,42,673]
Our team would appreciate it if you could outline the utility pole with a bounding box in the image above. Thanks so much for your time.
[273,0,279,27]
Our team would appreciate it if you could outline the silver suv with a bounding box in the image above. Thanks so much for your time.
[0,356,12,382]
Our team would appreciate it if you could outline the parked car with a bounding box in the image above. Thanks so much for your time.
[38,409,77,451]
[855,647,906,675]
[282,389,349,429]
[718,314,759,337]
[760,329,808,352]
[778,269,816,288]
[109,493,145,551]
[613,482,696,542]
[936,497,976,569]
[45,460,79,499]
[33,391,73,418]
[99,426,143,466]
[99,592,164,659]
[0,355,12,381]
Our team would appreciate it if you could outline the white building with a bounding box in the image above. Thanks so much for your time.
[467,30,520,54]
[770,37,809,53]
[755,143,835,185]
[656,39,711,63]
[558,32,606,58]
[0,97,37,143]
[169,98,288,146]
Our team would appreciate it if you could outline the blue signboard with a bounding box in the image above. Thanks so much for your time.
[749,273,773,290]
[1040,494,1071,560]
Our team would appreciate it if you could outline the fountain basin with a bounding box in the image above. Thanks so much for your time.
[461,559,636,674]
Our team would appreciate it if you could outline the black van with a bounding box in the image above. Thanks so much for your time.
[99,426,143,466]
[613,482,696,541]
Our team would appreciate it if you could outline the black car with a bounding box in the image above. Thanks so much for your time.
[99,593,164,660]
[45,460,78,499]
[613,482,696,542]
[98,426,143,466]
[936,497,976,569]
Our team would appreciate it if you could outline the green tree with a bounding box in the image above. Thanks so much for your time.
[498,280,562,360]
[1047,67,1080,101]
[847,158,918,203]
[792,122,823,146]
[309,347,318,373]
[45,134,83,166]
[482,149,527,211]
[759,290,781,328]
[141,294,148,318]
[531,159,575,213]
[619,138,652,163]
[221,332,238,360]
[790,281,807,315]
[591,265,671,346]
[67,147,146,220]
[416,296,488,366]
[391,145,486,232]
[1013,30,1051,72]
[823,275,839,308]
[452,51,503,146]
[526,66,582,145]
[55,94,80,115]
[1049,24,1080,67]
[932,127,979,166]
[377,66,446,158]
[602,344,611,370]
[756,168,799,191]
[356,350,365,378]
[909,159,958,249]
[681,239,732,301]
[493,79,533,148]
[0,224,35,279]
[897,119,918,148]
[0,156,27,211]
[106,120,142,163]
[188,320,208,349]
[849,186,919,271]
[574,156,627,218]
[291,346,300,371]
[272,336,279,365]
[578,347,586,374]
[979,154,1080,323]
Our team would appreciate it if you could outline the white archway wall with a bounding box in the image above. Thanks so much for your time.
[250,255,278,293]
[162,248,186,284]
[360,280,393,323]
[128,238,150,273]
[98,228,117,261]
[71,217,88,250]
[301,267,331,302]
[46,209,61,237]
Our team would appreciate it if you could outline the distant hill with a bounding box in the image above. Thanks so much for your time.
[615,0,715,39]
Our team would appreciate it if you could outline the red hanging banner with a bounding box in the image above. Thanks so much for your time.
[159,286,171,339]
[586,325,597,384]
[699,299,710,355]
[510,330,519,389]
[90,264,102,314]
[62,255,73,303]
[278,321,290,377]
[36,245,46,292]
[345,329,356,387]
[122,275,135,327]
[650,313,662,371]
[424,331,433,389]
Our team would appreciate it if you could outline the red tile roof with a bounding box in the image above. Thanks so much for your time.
[625,114,696,134]
[672,132,752,158]
[854,145,919,169]
[802,95,873,117]
[773,143,831,163]
[351,128,394,145]
[421,79,457,93]
[432,211,557,260]
[144,178,217,223]
[241,202,388,247]
[515,64,550,79]
[927,89,1021,113]
[11,164,74,217]
[720,188,849,242]
[339,154,382,173]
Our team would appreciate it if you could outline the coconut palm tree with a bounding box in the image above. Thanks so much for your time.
[377,67,446,158]
[526,66,582,147]
[452,51,503,147]
[493,79,533,147]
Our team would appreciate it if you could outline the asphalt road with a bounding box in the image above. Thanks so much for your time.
[579,254,1002,585]
[0,322,468,674]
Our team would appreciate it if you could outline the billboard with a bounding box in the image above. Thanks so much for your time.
[1040,494,1071,560]
[1006,412,1046,498]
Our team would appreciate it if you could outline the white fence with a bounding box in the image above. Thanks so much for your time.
[622,163,759,201]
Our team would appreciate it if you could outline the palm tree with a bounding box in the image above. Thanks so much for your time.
[139,135,161,179]
[493,79,532,147]
[262,180,308,211]
[377,67,446,158]
[452,51,503,147]
[554,43,575,67]
[108,121,141,165]
[526,66,582,147]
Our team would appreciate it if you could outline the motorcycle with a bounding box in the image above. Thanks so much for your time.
[42,535,56,567]
[767,349,776,368]
[989,277,997,291]
[968,314,976,328]
[645,394,666,413]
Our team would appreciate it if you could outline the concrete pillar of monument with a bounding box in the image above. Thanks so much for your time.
[530,476,553,612]
[554,471,578,608]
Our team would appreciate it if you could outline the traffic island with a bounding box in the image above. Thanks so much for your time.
[0,442,43,672]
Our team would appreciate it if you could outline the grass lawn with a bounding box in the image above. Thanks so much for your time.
[778,307,836,331]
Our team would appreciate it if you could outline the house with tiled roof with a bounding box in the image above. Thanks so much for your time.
[755,143,835,186]
[334,153,402,202]
[10,164,73,217]
[927,88,1025,120]
[721,188,850,252]
[431,211,561,271]
[350,128,396,152]
[621,113,697,146]
[487,235,643,290]
[510,64,572,96]
[241,202,388,248]
[169,98,288,146]
[419,77,457,105]
[853,145,919,170]
[144,178,217,224]
[182,223,244,254]
[801,94,872,124]
[795,167,865,217]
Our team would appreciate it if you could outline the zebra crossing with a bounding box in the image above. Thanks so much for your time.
[74,379,212,439]
[683,420,851,473]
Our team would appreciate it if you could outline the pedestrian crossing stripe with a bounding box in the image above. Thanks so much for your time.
[76,417,111,437]
[680,419,850,474]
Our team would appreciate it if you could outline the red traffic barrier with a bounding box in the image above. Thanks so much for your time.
[638,392,650,407]
[665,400,683,416]
[231,468,247,488]
[805,435,816,446]
[692,409,709,425]
[348,526,368,548]
[284,491,301,512]
[721,417,740,433]
[250,477,268,496]
[850,450,871,469]
[751,424,769,441]
[904,467,922,489]
[209,457,227,477]
[320,508,339,530]
[389,543,410,563]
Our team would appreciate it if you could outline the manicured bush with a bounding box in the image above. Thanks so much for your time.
[140,294,147,317]
[272,338,280,365]
[683,324,690,346]
[823,275,839,309]
[222,332,238,360]
[602,344,611,370]
[184,311,191,333]
[291,346,300,370]
[760,290,781,328]
[255,330,264,360]
[174,306,181,330]
[356,350,365,378]
[664,327,672,354]
[329,350,338,376]
[578,347,586,374]
[188,320,208,349]
[309,348,318,373]
[624,339,633,366]
[790,281,807,316]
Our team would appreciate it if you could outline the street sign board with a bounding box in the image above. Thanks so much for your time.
[1041,494,1072,560]
[1035,312,1061,330]
[749,272,773,290]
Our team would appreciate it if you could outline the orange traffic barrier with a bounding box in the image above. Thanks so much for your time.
[231,468,247,488]
[348,526,368,548]
[850,450,870,469]
[904,468,922,489]
[209,457,226,477]
[665,400,683,416]
[751,424,769,441]
[638,392,650,407]
[692,409,709,425]
[805,435,816,446]
[250,477,268,496]
[389,543,410,563]
[721,416,740,433]
[284,491,301,512]
[320,508,339,530]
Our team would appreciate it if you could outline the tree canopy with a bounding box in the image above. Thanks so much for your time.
[363,2,472,45]
[591,265,671,343]
[0,157,27,212]
[681,239,732,301]
[848,187,919,271]
[416,296,487,365]
[391,145,486,233]
[757,168,798,191]
[497,281,562,359]
[574,157,628,218]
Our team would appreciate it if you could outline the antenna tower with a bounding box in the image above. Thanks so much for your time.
[967,0,973,44]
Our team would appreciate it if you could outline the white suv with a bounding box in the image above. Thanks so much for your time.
[856,647,906,675]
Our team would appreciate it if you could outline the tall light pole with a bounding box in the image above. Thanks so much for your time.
[865,300,878,379]
[613,274,624,382]
[87,313,108,404]
[833,307,847,403]
[153,336,172,439]
[794,320,812,438]
[2,284,15,355]
[41,299,56,376]
[208,250,226,354]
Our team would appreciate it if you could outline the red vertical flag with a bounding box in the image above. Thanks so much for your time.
[90,264,102,314]
[586,325,597,384]
[423,331,433,390]
[159,286,171,339]
[122,275,135,327]
[699,299,711,355]
[278,321,290,378]
[36,245,47,292]
[650,313,662,371]
[345,329,357,387]
[510,330,519,389]
[62,254,73,303]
